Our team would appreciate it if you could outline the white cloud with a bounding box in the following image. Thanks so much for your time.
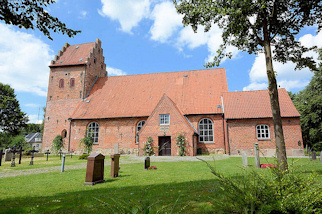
[107,66,127,76]
[78,11,88,19]
[99,0,150,33]
[25,103,40,108]
[27,114,43,124]
[244,31,321,92]
[0,23,53,96]
[243,82,268,91]
[149,1,183,43]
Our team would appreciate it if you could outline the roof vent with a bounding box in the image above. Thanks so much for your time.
[79,58,83,62]
[217,105,222,108]
[59,61,63,63]
[76,46,79,49]
[86,100,90,103]
[184,74,188,77]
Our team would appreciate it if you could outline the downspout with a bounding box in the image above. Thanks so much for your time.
[68,118,72,151]
[221,96,226,154]
[82,65,86,100]
[226,120,230,155]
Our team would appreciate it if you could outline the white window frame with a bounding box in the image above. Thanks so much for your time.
[198,118,214,143]
[159,114,170,125]
[256,125,270,140]
[136,120,146,133]
[87,122,99,144]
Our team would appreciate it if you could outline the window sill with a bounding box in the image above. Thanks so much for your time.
[257,139,271,141]
[199,142,215,144]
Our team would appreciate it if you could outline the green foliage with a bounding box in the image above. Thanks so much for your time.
[143,137,155,156]
[78,153,89,160]
[0,83,28,135]
[52,135,64,155]
[79,136,94,154]
[0,0,81,40]
[9,135,31,152]
[290,55,322,150]
[176,133,186,156]
[200,159,322,213]
[20,123,42,135]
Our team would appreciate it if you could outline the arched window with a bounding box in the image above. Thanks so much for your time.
[198,118,214,142]
[136,120,146,133]
[59,79,64,88]
[87,122,99,144]
[61,129,67,138]
[256,125,270,140]
[70,78,75,87]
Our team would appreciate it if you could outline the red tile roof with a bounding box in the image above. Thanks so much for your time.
[71,69,228,119]
[50,42,95,67]
[223,88,300,119]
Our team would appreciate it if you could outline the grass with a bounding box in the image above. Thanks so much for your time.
[0,156,321,213]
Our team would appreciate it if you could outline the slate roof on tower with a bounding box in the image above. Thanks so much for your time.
[50,42,95,67]
[223,88,300,119]
[71,68,228,119]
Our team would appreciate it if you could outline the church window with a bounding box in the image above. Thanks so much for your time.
[199,118,214,142]
[87,122,99,144]
[70,78,75,87]
[136,120,146,133]
[59,79,64,88]
[256,125,270,140]
[159,114,170,125]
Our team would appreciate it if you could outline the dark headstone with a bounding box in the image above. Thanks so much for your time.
[9,146,18,167]
[84,153,105,185]
[69,149,74,158]
[45,150,51,161]
[29,146,39,165]
[0,149,5,166]
[18,147,24,164]
[111,154,120,178]
[312,151,316,161]
[145,157,150,169]
[59,149,63,160]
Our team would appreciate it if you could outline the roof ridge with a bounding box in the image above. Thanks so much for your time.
[223,88,286,94]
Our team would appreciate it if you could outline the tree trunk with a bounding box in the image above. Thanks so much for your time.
[263,40,288,170]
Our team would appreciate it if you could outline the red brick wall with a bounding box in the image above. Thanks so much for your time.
[69,117,148,155]
[186,114,225,154]
[227,117,304,156]
[139,95,195,156]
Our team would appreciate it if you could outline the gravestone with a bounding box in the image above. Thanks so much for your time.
[84,153,105,185]
[114,143,119,154]
[29,146,39,165]
[320,151,322,163]
[18,147,24,164]
[242,151,248,167]
[10,146,18,167]
[59,149,63,160]
[0,149,5,166]
[145,157,150,169]
[45,150,51,161]
[111,154,120,178]
[4,149,12,161]
[69,149,74,158]
[61,154,66,172]
[254,143,260,168]
[312,151,316,161]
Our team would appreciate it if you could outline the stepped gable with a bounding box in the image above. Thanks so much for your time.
[50,42,95,67]
[71,68,228,119]
[223,88,300,119]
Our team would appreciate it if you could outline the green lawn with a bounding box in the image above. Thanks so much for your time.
[0,157,321,213]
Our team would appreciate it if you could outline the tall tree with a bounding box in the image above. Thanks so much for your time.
[0,83,28,135]
[0,0,80,40]
[174,0,321,170]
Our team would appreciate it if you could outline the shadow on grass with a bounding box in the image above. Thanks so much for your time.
[0,176,246,214]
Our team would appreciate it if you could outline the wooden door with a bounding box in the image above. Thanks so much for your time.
[159,136,171,156]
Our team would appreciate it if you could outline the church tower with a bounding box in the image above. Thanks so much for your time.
[42,39,107,152]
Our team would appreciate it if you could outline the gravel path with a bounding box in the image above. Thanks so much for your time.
[0,155,228,178]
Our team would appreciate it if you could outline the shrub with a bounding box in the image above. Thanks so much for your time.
[200,159,322,213]
[143,137,155,156]
[79,136,94,154]
[52,135,64,155]
[79,153,89,160]
[9,135,32,153]
[176,133,186,156]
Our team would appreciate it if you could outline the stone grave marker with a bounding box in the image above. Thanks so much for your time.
[59,149,63,160]
[242,151,248,167]
[254,143,260,168]
[10,146,18,167]
[111,154,120,178]
[0,149,5,166]
[29,146,39,165]
[114,143,119,154]
[312,151,316,161]
[45,150,51,161]
[84,153,105,185]
[4,149,12,161]
[145,157,150,169]
[18,147,24,164]
[69,149,74,158]
[320,151,322,163]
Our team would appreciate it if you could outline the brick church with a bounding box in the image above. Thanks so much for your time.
[42,39,304,156]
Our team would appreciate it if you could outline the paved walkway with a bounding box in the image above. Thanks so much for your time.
[0,155,229,178]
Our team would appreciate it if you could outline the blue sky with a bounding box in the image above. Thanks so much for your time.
[0,0,321,124]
